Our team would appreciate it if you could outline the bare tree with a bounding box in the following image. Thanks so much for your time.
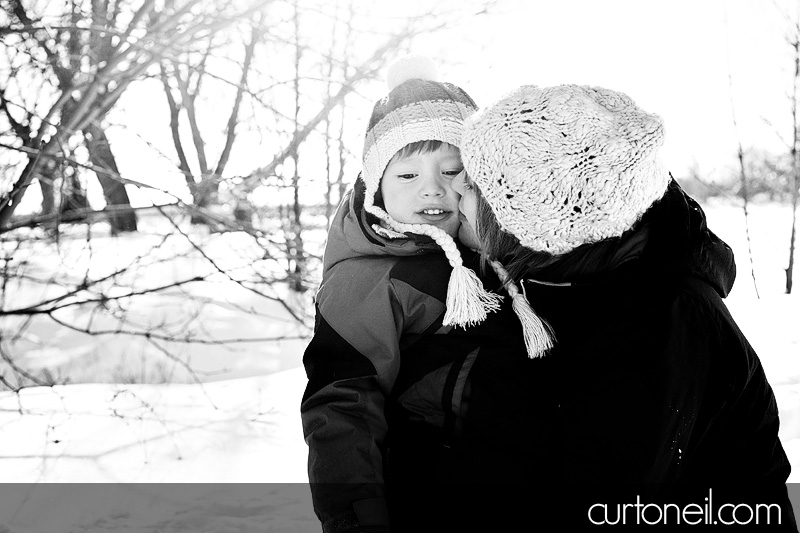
[771,0,800,294]
[287,0,305,291]
[723,3,761,297]
[159,13,263,224]
[788,11,800,294]
[0,0,272,231]
[0,0,500,392]
[321,0,355,227]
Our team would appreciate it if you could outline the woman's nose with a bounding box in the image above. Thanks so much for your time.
[450,177,463,195]
[449,171,465,195]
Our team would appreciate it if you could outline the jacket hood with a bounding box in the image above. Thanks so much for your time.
[322,177,444,276]
[522,179,736,297]
[643,178,736,297]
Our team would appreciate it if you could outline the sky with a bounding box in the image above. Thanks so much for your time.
[401,0,794,180]
[9,0,794,213]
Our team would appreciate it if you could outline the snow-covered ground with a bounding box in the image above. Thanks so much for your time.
[0,368,318,532]
[0,201,798,532]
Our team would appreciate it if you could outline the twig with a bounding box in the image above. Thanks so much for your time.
[723,2,760,298]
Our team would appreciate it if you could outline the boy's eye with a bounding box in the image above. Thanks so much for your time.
[396,173,417,180]
[442,169,463,177]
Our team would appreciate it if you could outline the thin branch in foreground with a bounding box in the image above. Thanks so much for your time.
[142,337,218,410]
[0,341,50,388]
[46,312,308,344]
[154,204,308,324]
[0,371,22,395]
[109,387,187,460]
[0,276,205,316]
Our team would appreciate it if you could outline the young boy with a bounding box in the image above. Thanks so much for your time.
[300,57,501,533]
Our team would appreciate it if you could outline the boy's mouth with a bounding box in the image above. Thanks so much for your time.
[417,208,452,223]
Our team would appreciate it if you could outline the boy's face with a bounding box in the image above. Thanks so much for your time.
[380,144,462,238]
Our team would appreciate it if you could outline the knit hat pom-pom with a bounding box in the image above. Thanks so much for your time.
[386,55,439,91]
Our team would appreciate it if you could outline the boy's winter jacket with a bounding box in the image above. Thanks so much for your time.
[301,180,483,532]
[302,179,797,532]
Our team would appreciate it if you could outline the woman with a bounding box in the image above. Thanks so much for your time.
[448,84,796,530]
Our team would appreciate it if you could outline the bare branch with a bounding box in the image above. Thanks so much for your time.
[154,204,309,323]
[1,275,205,316]
[250,27,419,184]
[177,49,210,177]
[160,62,194,186]
[215,18,261,176]
[723,2,760,297]
[0,341,50,388]
[46,312,308,344]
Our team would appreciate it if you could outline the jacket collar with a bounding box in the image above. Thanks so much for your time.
[321,177,443,275]
[519,179,736,298]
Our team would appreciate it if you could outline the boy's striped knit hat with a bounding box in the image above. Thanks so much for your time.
[361,55,502,328]
[362,56,477,196]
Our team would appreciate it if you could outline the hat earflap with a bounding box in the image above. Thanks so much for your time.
[366,196,502,327]
[442,241,503,328]
[490,260,554,358]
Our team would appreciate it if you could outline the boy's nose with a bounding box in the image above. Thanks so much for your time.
[421,174,447,196]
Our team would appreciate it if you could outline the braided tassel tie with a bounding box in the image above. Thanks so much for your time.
[368,218,502,329]
[490,260,554,358]
[442,262,503,328]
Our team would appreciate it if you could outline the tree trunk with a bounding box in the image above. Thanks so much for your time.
[788,35,800,294]
[291,164,305,293]
[58,168,90,221]
[788,208,797,293]
[288,0,306,293]
[86,124,138,234]
[38,159,57,216]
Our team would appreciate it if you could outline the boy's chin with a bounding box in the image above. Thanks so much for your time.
[417,220,460,240]
[440,224,461,240]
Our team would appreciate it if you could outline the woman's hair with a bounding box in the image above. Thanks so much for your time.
[474,183,555,282]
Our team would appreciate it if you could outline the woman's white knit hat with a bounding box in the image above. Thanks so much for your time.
[460,84,671,358]
[461,84,671,255]
[361,55,502,327]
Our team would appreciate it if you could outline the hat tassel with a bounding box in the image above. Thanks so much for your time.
[490,261,554,358]
[442,263,503,328]
[510,291,554,358]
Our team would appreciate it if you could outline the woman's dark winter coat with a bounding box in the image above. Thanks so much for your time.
[412,179,795,531]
